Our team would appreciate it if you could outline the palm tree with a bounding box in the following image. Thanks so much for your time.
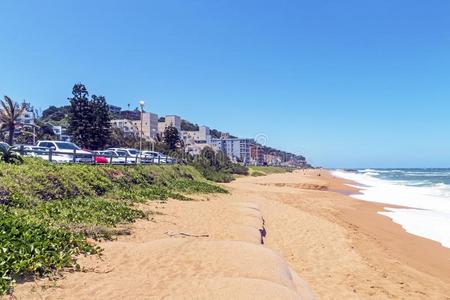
[0,142,23,164]
[0,96,27,145]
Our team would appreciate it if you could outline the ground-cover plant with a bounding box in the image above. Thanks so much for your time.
[29,198,147,228]
[169,179,227,194]
[249,166,294,176]
[0,158,226,294]
[0,206,97,294]
[251,170,266,177]
[0,158,225,207]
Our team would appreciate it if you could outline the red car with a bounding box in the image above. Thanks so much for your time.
[90,151,109,164]
[95,155,109,164]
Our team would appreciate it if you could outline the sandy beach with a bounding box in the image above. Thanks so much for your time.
[11,170,450,299]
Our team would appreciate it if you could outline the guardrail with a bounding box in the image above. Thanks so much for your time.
[15,146,177,165]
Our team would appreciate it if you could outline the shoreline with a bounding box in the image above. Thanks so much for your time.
[228,169,450,298]
[323,170,450,279]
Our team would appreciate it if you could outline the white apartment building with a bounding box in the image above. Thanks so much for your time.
[51,125,71,141]
[181,126,211,144]
[211,138,255,163]
[158,115,181,134]
[111,112,158,140]
[17,103,35,127]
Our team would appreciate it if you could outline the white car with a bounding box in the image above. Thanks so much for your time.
[35,141,93,163]
[106,148,141,164]
[95,150,128,164]
[141,151,172,164]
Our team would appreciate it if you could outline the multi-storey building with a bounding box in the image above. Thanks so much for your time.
[51,125,71,142]
[111,112,158,140]
[181,126,211,144]
[211,138,255,164]
[250,143,264,165]
[17,102,35,127]
[158,115,181,134]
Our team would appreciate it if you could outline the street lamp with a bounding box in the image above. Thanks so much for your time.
[139,100,145,152]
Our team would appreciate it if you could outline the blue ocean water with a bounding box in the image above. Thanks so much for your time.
[360,168,450,187]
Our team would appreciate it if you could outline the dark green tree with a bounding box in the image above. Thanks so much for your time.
[68,84,91,148]
[163,126,180,151]
[90,95,111,149]
[67,84,111,149]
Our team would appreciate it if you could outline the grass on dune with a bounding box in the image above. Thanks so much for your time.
[249,166,294,176]
[0,158,227,294]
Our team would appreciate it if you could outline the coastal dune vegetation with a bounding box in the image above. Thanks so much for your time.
[0,158,227,294]
[249,165,294,177]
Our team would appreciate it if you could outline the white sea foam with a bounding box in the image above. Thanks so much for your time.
[332,170,450,249]
[379,208,450,248]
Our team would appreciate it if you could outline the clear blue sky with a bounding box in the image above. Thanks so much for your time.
[1,0,449,168]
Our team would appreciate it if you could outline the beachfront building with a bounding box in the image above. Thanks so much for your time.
[181,126,211,144]
[13,102,36,142]
[263,153,282,166]
[250,143,264,165]
[111,112,159,140]
[51,125,71,142]
[158,115,181,134]
[157,115,182,138]
[211,138,255,164]
[17,104,35,127]
[182,126,212,155]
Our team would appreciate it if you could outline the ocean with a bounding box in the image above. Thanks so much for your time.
[332,168,450,248]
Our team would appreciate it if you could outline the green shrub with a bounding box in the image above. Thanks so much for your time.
[170,179,227,193]
[251,171,266,177]
[0,159,223,207]
[29,198,147,227]
[249,166,294,176]
[0,206,97,294]
[190,147,248,182]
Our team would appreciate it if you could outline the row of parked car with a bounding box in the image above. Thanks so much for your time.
[12,140,176,165]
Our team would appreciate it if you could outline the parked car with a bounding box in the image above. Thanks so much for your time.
[12,145,47,158]
[106,148,141,164]
[35,141,93,163]
[90,151,109,164]
[12,145,79,163]
[106,149,139,164]
[92,150,127,164]
[141,151,175,164]
[140,151,165,164]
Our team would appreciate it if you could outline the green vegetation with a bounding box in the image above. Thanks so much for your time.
[0,158,226,294]
[0,143,23,164]
[190,147,249,183]
[249,166,294,176]
[0,96,27,145]
[0,206,98,294]
[68,83,111,150]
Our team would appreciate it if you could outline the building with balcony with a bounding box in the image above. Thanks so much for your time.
[158,115,181,134]
[111,111,158,140]
[210,138,255,164]
[181,126,211,144]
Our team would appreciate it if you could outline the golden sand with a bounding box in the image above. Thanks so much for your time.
[11,170,450,299]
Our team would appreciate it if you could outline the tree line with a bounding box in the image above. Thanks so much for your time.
[0,83,183,153]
